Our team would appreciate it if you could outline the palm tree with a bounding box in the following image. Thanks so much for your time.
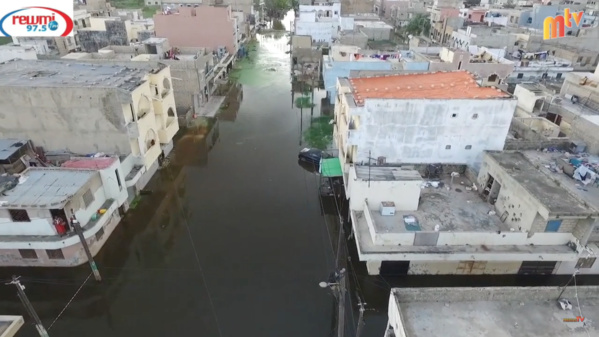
[405,14,431,37]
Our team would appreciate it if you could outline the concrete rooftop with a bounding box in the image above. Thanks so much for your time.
[0,60,164,91]
[0,316,23,337]
[368,175,508,232]
[523,150,599,213]
[0,168,96,208]
[355,20,393,29]
[394,287,599,337]
[354,165,422,181]
[0,139,27,161]
[488,151,597,215]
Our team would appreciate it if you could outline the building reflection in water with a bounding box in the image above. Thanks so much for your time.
[218,82,243,122]
[175,117,220,167]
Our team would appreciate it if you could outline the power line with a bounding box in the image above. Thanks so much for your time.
[47,272,92,331]
[166,165,225,337]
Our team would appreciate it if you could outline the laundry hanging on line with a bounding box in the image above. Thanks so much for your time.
[352,53,401,61]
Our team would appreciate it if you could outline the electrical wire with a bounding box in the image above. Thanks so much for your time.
[166,165,225,337]
[572,274,592,337]
[47,272,92,330]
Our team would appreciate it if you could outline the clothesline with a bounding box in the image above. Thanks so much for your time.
[350,53,401,61]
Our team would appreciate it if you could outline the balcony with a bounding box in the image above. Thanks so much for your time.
[347,130,359,146]
[159,117,178,144]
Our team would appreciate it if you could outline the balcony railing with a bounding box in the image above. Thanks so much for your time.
[159,117,178,143]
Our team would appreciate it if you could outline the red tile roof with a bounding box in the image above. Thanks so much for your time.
[61,157,116,170]
[349,71,510,105]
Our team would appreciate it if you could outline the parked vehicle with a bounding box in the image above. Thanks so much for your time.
[298,148,329,165]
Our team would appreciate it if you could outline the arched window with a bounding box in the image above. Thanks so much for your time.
[145,129,157,150]
[138,95,151,117]
[167,107,175,117]
[488,74,498,82]
[163,78,171,91]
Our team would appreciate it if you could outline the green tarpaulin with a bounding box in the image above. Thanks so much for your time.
[319,157,343,177]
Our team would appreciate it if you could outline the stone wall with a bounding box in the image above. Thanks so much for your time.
[393,286,599,303]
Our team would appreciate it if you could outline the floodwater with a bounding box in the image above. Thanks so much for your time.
[0,32,343,337]
[4,18,599,337]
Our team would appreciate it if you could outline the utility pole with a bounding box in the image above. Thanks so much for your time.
[355,294,366,337]
[7,276,50,337]
[336,270,346,337]
[557,269,580,301]
[70,213,101,282]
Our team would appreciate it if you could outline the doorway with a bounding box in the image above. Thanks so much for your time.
[482,174,501,204]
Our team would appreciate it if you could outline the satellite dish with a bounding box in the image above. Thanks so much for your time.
[319,282,328,288]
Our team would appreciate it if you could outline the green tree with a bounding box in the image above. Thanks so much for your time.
[404,14,431,37]
[264,0,291,20]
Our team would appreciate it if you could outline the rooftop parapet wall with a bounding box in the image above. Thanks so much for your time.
[393,286,599,303]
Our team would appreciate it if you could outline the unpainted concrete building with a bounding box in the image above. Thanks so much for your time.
[0,60,180,196]
[61,37,222,119]
[354,20,393,40]
[347,150,599,276]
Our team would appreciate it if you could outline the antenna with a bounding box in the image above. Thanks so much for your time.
[368,150,371,187]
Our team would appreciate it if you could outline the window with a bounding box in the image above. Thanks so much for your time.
[542,73,548,79]
[95,227,105,241]
[577,56,583,62]
[545,220,562,232]
[472,113,478,119]
[445,145,451,149]
[451,113,457,118]
[82,189,94,208]
[46,249,64,259]
[557,73,562,79]
[465,145,472,150]
[19,249,37,259]
[9,209,30,222]
[517,73,523,79]
[115,169,122,190]
[576,257,596,269]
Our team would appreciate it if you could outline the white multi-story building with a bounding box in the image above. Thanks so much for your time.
[333,71,517,172]
[0,159,128,267]
[294,3,344,45]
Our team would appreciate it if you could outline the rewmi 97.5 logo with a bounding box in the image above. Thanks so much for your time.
[0,0,74,37]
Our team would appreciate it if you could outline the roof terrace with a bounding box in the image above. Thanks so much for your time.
[391,287,599,337]
[0,60,162,91]
[0,168,96,209]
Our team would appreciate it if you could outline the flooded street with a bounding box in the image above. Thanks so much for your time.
[5,20,599,337]
[0,32,346,337]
